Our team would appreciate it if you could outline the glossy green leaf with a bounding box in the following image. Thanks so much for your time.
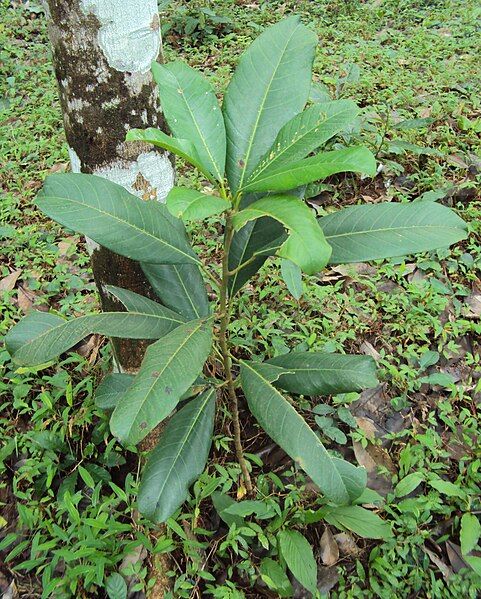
[394,473,424,498]
[110,319,212,446]
[319,201,468,264]
[244,146,376,192]
[278,530,317,595]
[95,371,206,413]
[461,513,481,555]
[324,505,392,540]
[246,100,359,188]
[94,374,135,411]
[232,195,332,275]
[105,573,127,599]
[166,187,230,222]
[265,352,378,395]
[138,388,216,523]
[142,263,210,320]
[105,285,184,318]
[223,16,317,193]
[152,61,226,182]
[429,478,466,498]
[36,173,198,265]
[212,492,244,528]
[240,361,366,505]
[223,500,277,520]
[259,558,293,598]
[126,128,213,181]
[465,555,481,577]
[6,308,184,366]
[280,259,303,299]
[228,217,285,295]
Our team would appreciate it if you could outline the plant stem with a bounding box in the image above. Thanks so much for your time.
[218,212,253,494]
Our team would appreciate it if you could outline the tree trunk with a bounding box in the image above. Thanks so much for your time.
[44,0,175,372]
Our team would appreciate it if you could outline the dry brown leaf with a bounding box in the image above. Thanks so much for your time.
[464,294,481,318]
[355,416,379,441]
[320,526,339,566]
[447,154,468,168]
[57,236,77,256]
[16,286,34,313]
[49,162,69,174]
[353,440,394,496]
[361,194,377,203]
[0,269,22,291]
[446,541,469,573]
[317,566,340,595]
[423,546,453,580]
[350,385,393,430]
[331,263,377,278]
[334,532,361,557]
[360,341,381,362]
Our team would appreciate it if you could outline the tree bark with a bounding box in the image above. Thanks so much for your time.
[44,0,175,372]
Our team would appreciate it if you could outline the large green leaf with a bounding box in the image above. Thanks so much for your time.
[6,308,185,366]
[142,263,210,320]
[95,373,135,411]
[245,100,359,189]
[228,217,285,295]
[259,558,293,598]
[126,128,213,181]
[166,187,230,222]
[460,513,481,555]
[243,146,376,192]
[105,573,128,599]
[265,352,378,395]
[110,319,212,446]
[105,285,185,317]
[138,387,216,523]
[280,259,303,300]
[152,61,226,182]
[319,201,468,264]
[36,174,198,265]
[232,195,332,275]
[95,371,207,413]
[324,505,392,540]
[240,361,366,505]
[278,530,317,595]
[223,16,317,193]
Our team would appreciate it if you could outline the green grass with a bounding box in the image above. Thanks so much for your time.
[1,0,481,597]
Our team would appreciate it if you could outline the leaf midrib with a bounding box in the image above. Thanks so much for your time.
[39,195,199,265]
[150,389,214,514]
[172,265,200,318]
[247,104,356,186]
[244,147,365,190]
[325,222,463,240]
[123,321,207,440]
[236,25,300,192]
[242,361,348,501]
[172,73,223,183]
[17,311,184,356]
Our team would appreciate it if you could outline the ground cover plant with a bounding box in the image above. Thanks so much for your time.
[1,1,481,597]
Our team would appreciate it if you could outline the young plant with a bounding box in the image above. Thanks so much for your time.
[6,17,467,525]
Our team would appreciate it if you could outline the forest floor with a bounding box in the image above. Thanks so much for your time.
[1,0,481,597]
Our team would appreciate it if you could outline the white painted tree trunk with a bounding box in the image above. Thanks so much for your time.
[43,3,175,594]
[44,0,175,372]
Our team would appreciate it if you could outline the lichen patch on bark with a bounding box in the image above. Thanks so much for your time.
[80,0,160,73]
[92,151,174,201]
[46,0,173,373]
